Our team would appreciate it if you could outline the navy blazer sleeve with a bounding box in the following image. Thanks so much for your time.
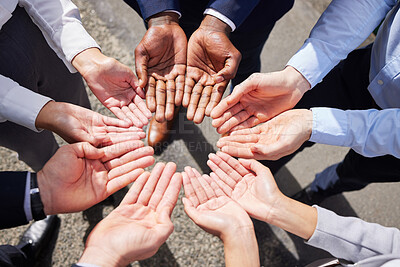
[0,172,28,229]
[124,0,181,21]
[207,0,260,28]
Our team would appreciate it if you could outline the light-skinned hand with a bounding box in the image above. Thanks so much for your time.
[183,15,241,124]
[207,151,282,222]
[38,140,155,215]
[72,48,152,127]
[36,101,146,147]
[216,109,313,160]
[211,67,311,134]
[135,12,187,122]
[78,162,182,267]
[182,166,259,267]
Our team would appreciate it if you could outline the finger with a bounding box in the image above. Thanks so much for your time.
[137,162,166,205]
[207,176,227,197]
[165,80,176,121]
[193,85,212,124]
[183,77,195,107]
[104,146,154,170]
[135,44,149,88]
[134,93,152,119]
[217,110,253,134]
[73,142,104,160]
[128,74,146,99]
[182,197,202,222]
[106,168,144,195]
[205,81,227,116]
[120,171,150,205]
[215,151,251,177]
[197,174,216,199]
[105,125,144,133]
[121,106,143,128]
[211,103,245,129]
[156,173,182,216]
[229,126,262,136]
[109,107,133,126]
[175,74,185,106]
[182,172,199,207]
[230,117,262,132]
[107,155,155,180]
[101,115,131,128]
[155,80,166,122]
[238,158,272,178]
[186,166,209,204]
[101,132,146,146]
[129,101,149,126]
[210,79,254,119]
[206,159,236,188]
[219,145,255,159]
[186,82,203,121]
[209,172,233,197]
[146,76,156,112]
[218,134,259,145]
[148,162,177,210]
[207,153,242,182]
[101,140,144,162]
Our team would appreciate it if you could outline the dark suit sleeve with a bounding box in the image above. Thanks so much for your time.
[206,0,260,28]
[0,172,29,229]
[124,0,180,21]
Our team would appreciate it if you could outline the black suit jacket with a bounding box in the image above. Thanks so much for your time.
[0,172,29,229]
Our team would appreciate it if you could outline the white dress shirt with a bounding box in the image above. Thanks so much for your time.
[287,0,400,158]
[0,0,99,132]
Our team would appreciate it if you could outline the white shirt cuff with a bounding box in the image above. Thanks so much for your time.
[164,9,182,18]
[24,172,33,222]
[204,8,236,32]
[309,107,348,146]
[0,79,52,132]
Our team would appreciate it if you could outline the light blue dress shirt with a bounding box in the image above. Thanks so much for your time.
[287,0,400,158]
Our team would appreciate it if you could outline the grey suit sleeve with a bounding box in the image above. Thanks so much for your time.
[306,206,400,263]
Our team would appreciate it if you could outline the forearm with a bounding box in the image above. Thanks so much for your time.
[268,196,317,240]
[287,0,394,87]
[222,227,259,267]
[310,108,400,159]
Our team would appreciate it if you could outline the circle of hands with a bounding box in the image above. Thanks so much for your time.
[47,11,318,266]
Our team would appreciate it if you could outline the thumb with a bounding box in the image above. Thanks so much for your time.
[238,158,271,177]
[182,197,200,221]
[214,56,240,83]
[74,142,105,160]
[135,45,149,89]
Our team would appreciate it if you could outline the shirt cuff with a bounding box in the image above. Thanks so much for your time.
[0,81,52,132]
[163,9,181,19]
[309,107,348,146]
[204,8,236,32]
[286,40,334,88]
[24,172,33,222]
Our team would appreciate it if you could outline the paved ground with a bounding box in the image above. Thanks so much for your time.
[1,0,399,266]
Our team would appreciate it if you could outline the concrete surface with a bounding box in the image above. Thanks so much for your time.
[0,0,399,266]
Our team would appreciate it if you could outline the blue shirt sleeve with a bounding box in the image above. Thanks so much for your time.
[206,0,260,28]
[310,107,400,159]
[132,0,180,21]
[287,0,395,88]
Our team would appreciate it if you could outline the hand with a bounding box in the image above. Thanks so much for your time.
[211,67,311,134]
[183,15,241,124]
[72,48,152,127]
[37,140,155,215]
[135,12,187,122]
[36,101,146,147]
[207,152,318,240]
[207,151,283,222]
[182,166,259,267]
[78,162,182,266]
[217,109,313,160]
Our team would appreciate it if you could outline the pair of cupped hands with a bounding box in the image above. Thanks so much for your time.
[76,151,286,267]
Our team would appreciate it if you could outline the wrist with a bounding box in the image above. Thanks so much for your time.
[71,47,106,77]
[79,246,124,267]
[35,100,57,130]
[148,11,179,27]
[200,15,231,35]
[36,170,53,215]
[284,65,311,94]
